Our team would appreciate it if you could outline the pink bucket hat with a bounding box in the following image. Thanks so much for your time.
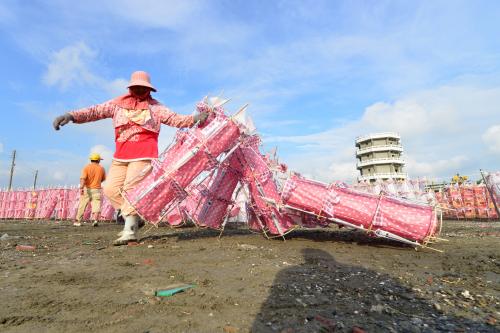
[127,70,157,92]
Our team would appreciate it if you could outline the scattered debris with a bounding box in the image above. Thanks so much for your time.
[155,284,196,297]
[237,244,258,250]
[461,290,474,300]
[370,304,385,313]
[15,245,35,251]
[314,314,336,331]
[223,325,239,333]
[486,315,497,326]
[142,259,154,265]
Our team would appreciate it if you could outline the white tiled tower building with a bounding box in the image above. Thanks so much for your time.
[355,132,407,182]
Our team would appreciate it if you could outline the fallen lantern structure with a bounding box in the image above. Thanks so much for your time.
[119,97,442,249]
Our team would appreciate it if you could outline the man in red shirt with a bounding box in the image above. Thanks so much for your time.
[53,71,208,245]
[75,153,106,227]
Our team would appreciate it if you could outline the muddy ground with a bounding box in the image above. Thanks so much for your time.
[0,219,498,333]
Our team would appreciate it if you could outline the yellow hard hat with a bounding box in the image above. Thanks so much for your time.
[89,153,103,161]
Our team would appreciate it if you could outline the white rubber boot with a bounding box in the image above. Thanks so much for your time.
[113,215,138,246]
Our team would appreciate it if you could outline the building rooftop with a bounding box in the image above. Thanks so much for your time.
[355,132,400,144]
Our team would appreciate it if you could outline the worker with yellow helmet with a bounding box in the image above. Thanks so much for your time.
[74,153,106,226]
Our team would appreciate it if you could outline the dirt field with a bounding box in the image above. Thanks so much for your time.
[0,219,498,333]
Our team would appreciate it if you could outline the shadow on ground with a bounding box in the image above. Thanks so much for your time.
[141,224,413,250]
[251,248,497,333]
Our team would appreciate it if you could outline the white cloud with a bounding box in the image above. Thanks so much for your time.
[482,125,500,153]
[89,145,114,169]
[43,42,98,90]
[361,101,430,137]
[266,84,500,183]
[404,155,468,178]
[104,78,129,96]
[43,42,127,95]
[0,142,3,153]
[53,171,65,181]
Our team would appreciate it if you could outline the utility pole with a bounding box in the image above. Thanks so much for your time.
[33,170,38,190]
[8,150,16,191]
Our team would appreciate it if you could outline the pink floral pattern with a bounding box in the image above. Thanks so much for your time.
[116,124,143,142]
[70,101,194,132]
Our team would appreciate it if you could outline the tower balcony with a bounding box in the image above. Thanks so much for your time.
[356,144,403,155]
[356,157,406,169]
[358,172,408,181]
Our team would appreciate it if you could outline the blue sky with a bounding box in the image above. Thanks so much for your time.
[0,0,499,188]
